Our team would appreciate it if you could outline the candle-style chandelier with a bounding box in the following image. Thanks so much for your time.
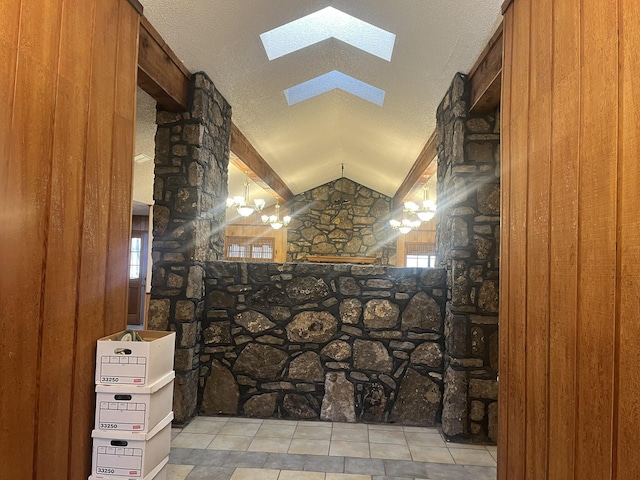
[226,172,265,217]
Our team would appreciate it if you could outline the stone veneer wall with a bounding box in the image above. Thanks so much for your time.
[148,72,232,424]
[200,261,446,425]
[436,74,500,442]
[287,178,396,265]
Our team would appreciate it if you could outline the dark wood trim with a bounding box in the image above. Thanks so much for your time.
[126,0,143,15]
[230,123,295,204]
[469,23,503,114]
[392,130,437,208]
[137,16,190,111]
[502,0,515,14]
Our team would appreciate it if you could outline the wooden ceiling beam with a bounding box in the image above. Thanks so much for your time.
[468,22,503,114]
[392,130,438,208]
[137,16,190,112]
[230,123,295,205]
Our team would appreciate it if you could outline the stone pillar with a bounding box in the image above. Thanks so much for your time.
[148,72,232,424]
[436,74,500,442]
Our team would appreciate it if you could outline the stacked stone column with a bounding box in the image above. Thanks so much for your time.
[436,74,500,442]
[148,72,232,424]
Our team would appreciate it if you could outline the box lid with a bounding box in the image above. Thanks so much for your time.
[95,371,174,394]
[92,411,173,441]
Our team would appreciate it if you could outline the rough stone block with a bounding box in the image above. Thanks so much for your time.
[390,369,441,426]
[321,372,356,422]
[363,299,399,329]
[148,298,170,331]
[173,369,199,424]
[442,367,468,436]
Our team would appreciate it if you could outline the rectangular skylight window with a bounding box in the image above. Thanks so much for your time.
[260,7,396,61]
[284,70,385,106]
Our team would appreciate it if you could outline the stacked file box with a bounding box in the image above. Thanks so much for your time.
[89,331,176,480]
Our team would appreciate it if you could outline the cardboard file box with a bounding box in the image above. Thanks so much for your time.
[95,331,175,386]
[89,455,168,480]
[95,371,174,433]
[91,412,172,479]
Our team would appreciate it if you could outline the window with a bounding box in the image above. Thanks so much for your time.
[129,237,142,279]
[405,242,437,268]
[225,236,275,262]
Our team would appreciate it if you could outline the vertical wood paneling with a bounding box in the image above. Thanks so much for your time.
[548,0,580,478]
[502,1,639,478]
[497,6,513,480]
[1,0,62,477]
[69,0,123,475]
[104,0,139,335]
[0,0,139,477]
[0,1,22,479]
[525,0,552,477]
[506,1,530,478]
[616,0,640,477]
[35,0,96,476]
[575,1,618,478]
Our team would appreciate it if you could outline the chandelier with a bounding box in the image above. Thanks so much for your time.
[226,173,265,217]
[404,185,437,222]
[389,208,421,235]
[262,202,291,230]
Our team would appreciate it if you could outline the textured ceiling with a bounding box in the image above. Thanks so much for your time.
[134,0,503,206]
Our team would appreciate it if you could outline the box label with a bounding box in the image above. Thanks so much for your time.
[99,355,147,384]
[96,446,142,477]
[98,401,147,431]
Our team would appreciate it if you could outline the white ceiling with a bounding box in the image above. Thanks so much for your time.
[134,0,503,207]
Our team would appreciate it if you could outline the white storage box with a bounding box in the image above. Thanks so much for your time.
[89,455,168,480]
[91,412,172,479]
[95,372,174,433]
[95,331,175,386]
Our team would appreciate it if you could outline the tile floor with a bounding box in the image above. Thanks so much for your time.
[168,417,497,480]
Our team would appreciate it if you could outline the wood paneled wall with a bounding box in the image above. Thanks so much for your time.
[225,206,290,262]
[0,0,140,478]
[499,1,640,479]
[395,220,436,267]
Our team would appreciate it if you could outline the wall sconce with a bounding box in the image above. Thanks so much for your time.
[262,202,291,230]
[227,173,265,217]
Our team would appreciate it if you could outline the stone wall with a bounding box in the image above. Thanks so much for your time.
[148,72,232,424]
[287,178,396,265]
[436,73,500,442]
[200,261,447,425]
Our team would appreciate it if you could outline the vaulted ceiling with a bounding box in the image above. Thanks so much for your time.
[134,0,503,208]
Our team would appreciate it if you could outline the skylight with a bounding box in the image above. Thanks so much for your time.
[284,70,385,106]
[260,7,396,61]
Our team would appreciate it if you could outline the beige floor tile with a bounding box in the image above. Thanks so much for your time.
[278,471,325,480]
[405,432,447,447]
[446,442,489,450]
[171,428,182,440]
[329,440,370,458]
[166,464,194,480]
[248,437,292,453]
[288,439,330,455]
[263,419,299,426]
[402,426,441,434]
[332,422,368,431]
[449,448,497,466]
[369,442,412,460]
[228,417,265,424]
[326,475,372,480]
[208,434,253,451]
[294,425,333,440]
[171,432,215,449]
[332,428,368,442]
[183,419,226,434]
[367,424,399,431]
[220,422,262,436]
[256,424,296,438]
[196,416,229,423]
[368,429,407,445]
[486,445,498,452]
[489,449,498,462]
[409,445,455,463]
[230,467,280,480]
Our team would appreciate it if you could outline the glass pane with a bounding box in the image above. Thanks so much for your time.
[129,237,142,279]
